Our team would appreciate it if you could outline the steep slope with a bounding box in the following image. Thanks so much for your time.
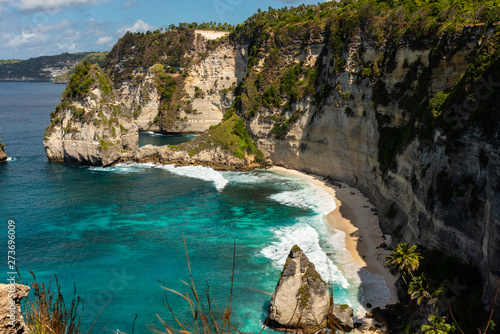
[229,2,500,314]
[44,61,138,166]
[102,29,247,133]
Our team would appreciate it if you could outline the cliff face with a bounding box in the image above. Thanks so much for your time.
[242,23,500,308]
[43,4,500,311]
[0,284,30,333]
[44,62,138,166]
[104,29,247,134]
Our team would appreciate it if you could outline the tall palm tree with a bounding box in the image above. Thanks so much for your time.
[421,314,454,334]
[386,243,422,284]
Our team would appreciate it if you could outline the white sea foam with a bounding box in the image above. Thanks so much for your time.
[88,162,229,191]
[260,219,350,289]
[260,172,392,317]
[225,170,293,184]
[6,157,16,162]
[269,183,336,215]
[88,162,156,173]
[157,164,228,191]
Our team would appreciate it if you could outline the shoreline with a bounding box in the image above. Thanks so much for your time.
[270,166,398,308]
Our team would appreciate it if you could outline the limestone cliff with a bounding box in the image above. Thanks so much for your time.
[44,62,138,166]
[104,29,247,133]
[234,8,500,312]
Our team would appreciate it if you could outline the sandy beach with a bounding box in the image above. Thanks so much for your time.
[270,166,398,309]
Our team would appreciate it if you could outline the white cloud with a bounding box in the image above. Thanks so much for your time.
[95,35,113,45]
[122,1,134,9]
[4,0,108,11]
[117,19,157,35]
[5,30,46,48]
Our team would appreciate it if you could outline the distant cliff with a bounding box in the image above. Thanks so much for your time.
[44,0,500,319]
[0,52,106,83]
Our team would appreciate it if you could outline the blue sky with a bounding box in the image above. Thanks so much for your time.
[0,0,324,59]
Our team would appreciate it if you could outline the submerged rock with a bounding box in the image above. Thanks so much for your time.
[0,283,30,333]
[267,245,331,333]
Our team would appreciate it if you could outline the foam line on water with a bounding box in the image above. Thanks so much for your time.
[6,157,16,162]
[88,162,156,174]
[268,184,336,215]
[157,164,228,191]
[88,162,229,191]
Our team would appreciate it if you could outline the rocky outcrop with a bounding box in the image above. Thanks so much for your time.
[122,113,263,170]
[0,138,6,162]
[331,304,354,332]
[44,62,138,166]
[44,30,250,166]
[267,245,331,333]
[0,284,30,333]
[123,144,251,171]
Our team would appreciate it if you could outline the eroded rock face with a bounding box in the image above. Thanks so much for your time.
[43,64,139,166]
[247,26,500,310]
[267,246,331,333]
[0,143,6,162]
[0,284,30,333]
[331,304,354,332]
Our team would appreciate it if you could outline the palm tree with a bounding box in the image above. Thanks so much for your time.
[386,243,422,284]
[421,314,454,334]
[408,274,430,305]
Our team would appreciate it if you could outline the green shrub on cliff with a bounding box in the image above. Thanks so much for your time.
[179,113,263,162]
[63,61,94,100]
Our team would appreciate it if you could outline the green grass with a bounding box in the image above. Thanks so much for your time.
[179,113,264,162]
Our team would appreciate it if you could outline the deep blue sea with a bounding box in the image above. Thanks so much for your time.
[0,82,388,333]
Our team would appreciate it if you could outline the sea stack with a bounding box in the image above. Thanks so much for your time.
[267,245,331,333]
[0,138,6,162]
[0,284,30,333]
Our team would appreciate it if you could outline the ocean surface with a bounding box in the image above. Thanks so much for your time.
[0,82,389,333]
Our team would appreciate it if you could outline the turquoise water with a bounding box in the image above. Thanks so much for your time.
[139,132,199,147]
[0,82,389,333]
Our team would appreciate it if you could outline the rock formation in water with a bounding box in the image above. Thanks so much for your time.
[267,245,331,333]
[43,2,500,314]
[0,137,6,162]
[44,61,139,166]
[0,284,30,333]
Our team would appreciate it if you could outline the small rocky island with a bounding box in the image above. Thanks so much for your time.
[267,245,353,333]
[0,137,7,162]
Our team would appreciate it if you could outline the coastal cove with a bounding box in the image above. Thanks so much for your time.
[0,82,395,332]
